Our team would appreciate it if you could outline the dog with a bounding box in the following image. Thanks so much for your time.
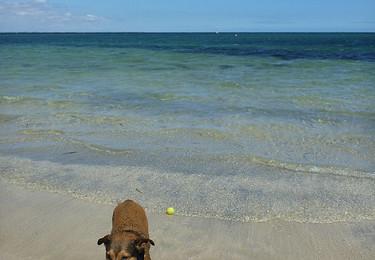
[98,200,154,260]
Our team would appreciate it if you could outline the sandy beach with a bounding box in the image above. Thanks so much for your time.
[1,179,374,260]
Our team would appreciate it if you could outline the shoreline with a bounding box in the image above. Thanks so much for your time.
[1,179,374,259]
[1,155,374,225]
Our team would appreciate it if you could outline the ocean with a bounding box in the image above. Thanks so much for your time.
[0,33,374,223]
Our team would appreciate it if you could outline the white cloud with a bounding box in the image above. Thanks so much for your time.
[0,0,105,30]
[0,1,49,17]
[84,14,99,22]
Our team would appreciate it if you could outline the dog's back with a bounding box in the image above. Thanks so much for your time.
[112,199,149,238]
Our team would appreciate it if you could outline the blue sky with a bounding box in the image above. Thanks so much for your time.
[0,0,374,32]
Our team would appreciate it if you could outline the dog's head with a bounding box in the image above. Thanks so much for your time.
[97,233,154,260]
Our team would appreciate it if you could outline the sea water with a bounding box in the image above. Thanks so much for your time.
[0,33,374,223]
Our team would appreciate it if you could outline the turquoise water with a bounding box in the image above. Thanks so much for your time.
[0,33,374,223]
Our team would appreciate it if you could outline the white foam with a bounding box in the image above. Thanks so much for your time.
[1,155,374,224]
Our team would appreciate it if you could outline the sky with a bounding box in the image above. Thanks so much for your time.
[0,0,374,32]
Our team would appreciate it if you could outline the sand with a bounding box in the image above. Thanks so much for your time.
[0,179,374,260]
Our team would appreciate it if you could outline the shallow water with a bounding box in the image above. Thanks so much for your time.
[0,33,374,223]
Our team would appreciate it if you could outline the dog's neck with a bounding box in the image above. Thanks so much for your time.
[112,228,147,239]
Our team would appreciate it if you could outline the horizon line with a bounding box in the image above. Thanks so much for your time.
[1,31,374,34]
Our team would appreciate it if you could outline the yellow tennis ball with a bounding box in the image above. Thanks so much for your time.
[166,207,175,215]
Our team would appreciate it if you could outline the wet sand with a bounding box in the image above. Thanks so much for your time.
[0,179,374,260]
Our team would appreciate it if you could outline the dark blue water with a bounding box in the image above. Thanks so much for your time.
[1,33,375,61]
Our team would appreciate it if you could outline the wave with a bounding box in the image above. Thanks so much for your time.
[0,95,86,110]
[17,128,133,155]
[158,127,229,140]
[16,127,374,179]
[0,95,40,104]
[246,156,375,180]
[18,129,65,136]
[63,138,134,155]
[54,112,131,126]
[0,113,19,123]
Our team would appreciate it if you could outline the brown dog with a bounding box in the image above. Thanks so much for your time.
[98,200,154,260]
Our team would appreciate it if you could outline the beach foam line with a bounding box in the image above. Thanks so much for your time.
[0,155,374,224]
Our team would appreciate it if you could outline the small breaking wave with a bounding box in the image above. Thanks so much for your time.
[245,155,375,180]
[18,128,133,155]
[54,112,132,126]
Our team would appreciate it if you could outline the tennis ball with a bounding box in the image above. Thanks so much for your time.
[166,207,175,215]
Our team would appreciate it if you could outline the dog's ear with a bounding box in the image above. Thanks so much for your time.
[97,234,111,247]
[134,238,155,252]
